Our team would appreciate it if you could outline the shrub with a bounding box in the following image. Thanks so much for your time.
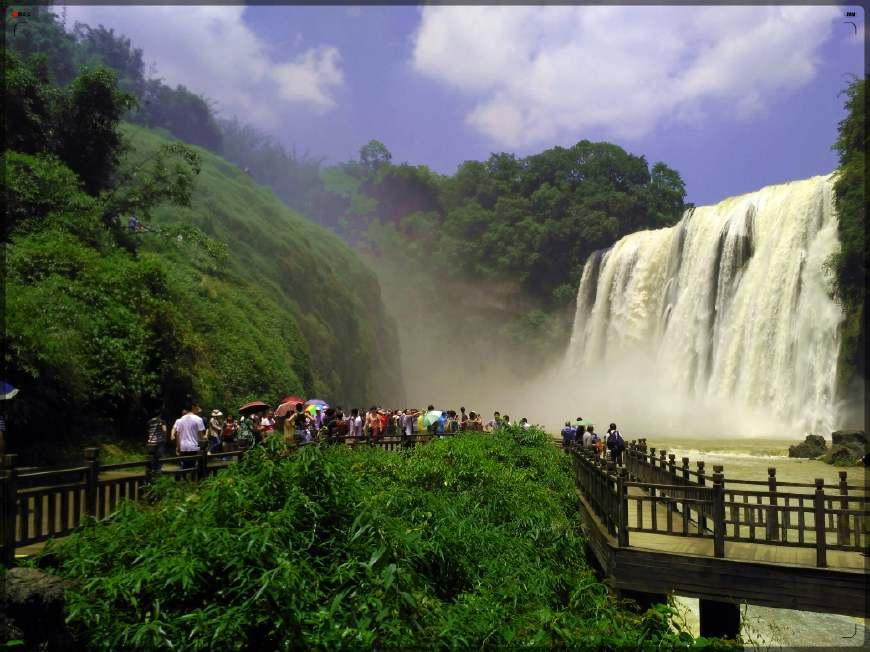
[35,429,731,650]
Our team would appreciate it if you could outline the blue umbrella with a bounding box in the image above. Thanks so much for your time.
[0,382,18,400]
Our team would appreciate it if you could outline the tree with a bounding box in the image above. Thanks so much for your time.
[369,164,442,225]
[829,75,866,390]
[57,65,136,194]
[4,50,58,154]
[830,75,866,307]
[5,50,135,195]
[73,23,146,97]
[359,140,392,175]
[5,5,79,85]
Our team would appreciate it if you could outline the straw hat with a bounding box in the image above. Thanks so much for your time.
[211,409,223,417]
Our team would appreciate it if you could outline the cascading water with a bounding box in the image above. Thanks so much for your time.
[566,175,844,436]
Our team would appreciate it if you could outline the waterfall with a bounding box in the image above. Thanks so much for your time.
[566,175,844,436]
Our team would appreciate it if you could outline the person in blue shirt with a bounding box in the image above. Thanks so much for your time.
[561,421,576,449]
[436,411,447,436]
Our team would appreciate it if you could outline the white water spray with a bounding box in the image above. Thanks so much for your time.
[565,175,845,437]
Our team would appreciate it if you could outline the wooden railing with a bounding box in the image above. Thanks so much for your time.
[0,430,472,565]
[571,440,869,567]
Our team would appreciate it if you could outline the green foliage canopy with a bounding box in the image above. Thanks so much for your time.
[829,75,867,389]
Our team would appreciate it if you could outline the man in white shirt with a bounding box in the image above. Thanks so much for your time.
[582,426,593,449]
[176,403,205,468]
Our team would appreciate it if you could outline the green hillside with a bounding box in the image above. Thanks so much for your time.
[4,101,403,462]
[127,124,404,409]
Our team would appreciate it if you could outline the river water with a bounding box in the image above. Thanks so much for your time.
[642,436,868,648]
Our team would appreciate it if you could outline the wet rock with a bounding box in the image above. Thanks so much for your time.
[0,567,73,650]
[824,430,867,466]
[788,434,827,459]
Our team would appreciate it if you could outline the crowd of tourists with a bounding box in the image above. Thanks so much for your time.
[560,418,626,465]
[145,400,550,467]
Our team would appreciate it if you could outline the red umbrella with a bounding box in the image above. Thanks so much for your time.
[239,401,269,414]
[280,395,306,407]
[275,401,305,418]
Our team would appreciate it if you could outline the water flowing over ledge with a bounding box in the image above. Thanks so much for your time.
[566,175,843,436]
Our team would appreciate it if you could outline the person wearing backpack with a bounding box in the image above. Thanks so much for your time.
[606,423,626,465]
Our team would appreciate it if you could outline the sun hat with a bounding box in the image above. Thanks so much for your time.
[211,409,223,417]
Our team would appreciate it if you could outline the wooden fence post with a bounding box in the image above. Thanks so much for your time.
[659,450,667,484]
[668,454,677,512]
[712,467,725,558]
[197,440,209,479]
[681,457,690,484]
[84,447,100,519]
[814,478,827,568]
[648,448,656,497]
[837,471,849,546]
[617,466,629,547]
[696,461,707,531]
[766,467,779,541]
[1,454,19,567]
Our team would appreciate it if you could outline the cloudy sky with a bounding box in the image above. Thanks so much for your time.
[64,5,864,205]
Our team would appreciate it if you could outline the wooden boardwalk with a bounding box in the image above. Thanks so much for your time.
[625,485,866,570]
[572,442,868,635]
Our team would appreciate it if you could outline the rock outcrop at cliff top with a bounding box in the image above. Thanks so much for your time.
[788,434,827,458]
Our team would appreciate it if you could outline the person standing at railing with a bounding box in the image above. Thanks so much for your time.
[145,408,167,471]
[561,421,576,449]
[485,411,501,432]
[446,411,459,434]
[176,403,206,469]
[171,407,188,454]
[348,408,362,439]
[606,423,625,465]
[460,407,468,428]
[436,410,447,437]
[285,403,310,446]
[221,415,238,445]
[208,410,223,454]
[582,425,594,449]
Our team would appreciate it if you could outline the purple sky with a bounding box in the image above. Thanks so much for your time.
[65,5,865,206]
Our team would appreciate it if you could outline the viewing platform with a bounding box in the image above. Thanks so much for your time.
[571,440,868,637]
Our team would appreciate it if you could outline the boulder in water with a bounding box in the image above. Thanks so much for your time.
[823,430,867,466]
[788,434,827,459]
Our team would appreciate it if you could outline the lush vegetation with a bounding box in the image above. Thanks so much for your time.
[829,76,867,396]
[6,7,222,151]
[4,46,402,463]
[35,429,727,649]
[7,7,689,382]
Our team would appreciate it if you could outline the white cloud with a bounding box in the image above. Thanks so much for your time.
[411,6,842,148]
[274,46,343,110]
[64,6,344,127]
